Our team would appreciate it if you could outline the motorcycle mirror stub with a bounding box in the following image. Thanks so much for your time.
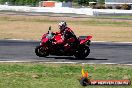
[49,26,51,30]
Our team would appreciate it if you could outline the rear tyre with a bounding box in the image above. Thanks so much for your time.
[74,46,90,59]
[35,46,49,57]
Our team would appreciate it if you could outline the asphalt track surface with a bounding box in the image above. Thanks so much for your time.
[0,12,132,64]
[0,40,132,64]
[1,11,132,20]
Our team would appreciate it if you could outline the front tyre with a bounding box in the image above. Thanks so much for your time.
[35,46,49,57]
[74,46,90,59]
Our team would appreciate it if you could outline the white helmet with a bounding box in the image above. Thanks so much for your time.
[58,21,67,31]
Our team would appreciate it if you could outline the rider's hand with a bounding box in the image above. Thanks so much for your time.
[55,32,59,34]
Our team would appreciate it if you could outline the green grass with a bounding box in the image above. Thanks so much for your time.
[0,15,132,27]
[72,20,131,27]
[98,15,132,19]
[0,63,131,88]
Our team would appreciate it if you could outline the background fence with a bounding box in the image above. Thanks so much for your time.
[0,5,132,16]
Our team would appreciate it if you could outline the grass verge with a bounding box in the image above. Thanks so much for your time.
[98,15,132,19]
[0,15,132,26]
[0,63,131,88]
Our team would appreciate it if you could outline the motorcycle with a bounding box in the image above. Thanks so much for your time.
[35,26,92,59]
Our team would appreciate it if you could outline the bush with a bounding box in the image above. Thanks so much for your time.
[0,0,40,6]
[121,4,131,10]
[92,5,106,9]
[106,6,112,9]
[115,5,121,9]
[99,5,106,9]
[92,5,100,9]
[89,2,97,8]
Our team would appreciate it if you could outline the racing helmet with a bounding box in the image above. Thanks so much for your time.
[58,21,67,31]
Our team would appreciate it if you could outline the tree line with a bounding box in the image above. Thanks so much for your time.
[0,0,104,6]
[0,0,43,6]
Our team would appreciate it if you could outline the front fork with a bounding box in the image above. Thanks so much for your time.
[86,40,91,46]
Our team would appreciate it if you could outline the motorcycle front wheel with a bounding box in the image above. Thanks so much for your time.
[35,45,49,57]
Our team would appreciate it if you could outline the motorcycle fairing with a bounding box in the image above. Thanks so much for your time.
[80,36,92,44]
[54,34,64,44]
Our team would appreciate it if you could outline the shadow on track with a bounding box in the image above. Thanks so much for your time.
[46,56,108,60]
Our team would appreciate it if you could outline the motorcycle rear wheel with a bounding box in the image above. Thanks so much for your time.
[35,46,49,57]
[74,46,90,59]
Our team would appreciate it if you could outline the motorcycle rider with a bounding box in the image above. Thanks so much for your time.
[56,21,78,51]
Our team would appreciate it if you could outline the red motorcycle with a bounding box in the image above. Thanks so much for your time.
[35,27,92,59]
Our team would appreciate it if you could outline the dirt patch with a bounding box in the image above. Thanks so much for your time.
[0,14,132,42]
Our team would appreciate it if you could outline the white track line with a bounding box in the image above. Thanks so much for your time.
[92,41,132,44]
[0,60,132,65]
[6,39,132,44]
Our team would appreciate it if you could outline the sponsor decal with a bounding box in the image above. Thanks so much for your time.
[79,64,131,86]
